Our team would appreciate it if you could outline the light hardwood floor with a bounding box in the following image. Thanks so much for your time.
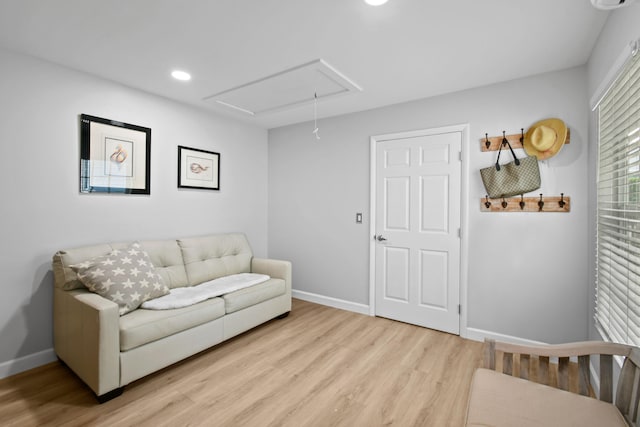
[0,299,483,426]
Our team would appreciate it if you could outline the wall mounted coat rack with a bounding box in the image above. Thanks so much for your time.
[480,194,570,213]
[480,129,571,151]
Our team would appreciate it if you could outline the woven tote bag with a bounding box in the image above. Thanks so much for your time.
[480,138,541,198]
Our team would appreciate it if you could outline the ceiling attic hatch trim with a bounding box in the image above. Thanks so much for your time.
[203,59,362,116]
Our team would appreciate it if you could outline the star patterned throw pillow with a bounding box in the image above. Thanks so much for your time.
[71,242,170,315]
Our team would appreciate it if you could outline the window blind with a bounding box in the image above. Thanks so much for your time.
[596,44,640,345]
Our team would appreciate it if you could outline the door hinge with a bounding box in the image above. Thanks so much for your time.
[459,151,462,161]
[458,304,462,315]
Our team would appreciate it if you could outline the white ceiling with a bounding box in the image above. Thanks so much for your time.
[0,0,609,129]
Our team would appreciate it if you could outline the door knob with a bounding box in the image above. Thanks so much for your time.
[376,235,387,242]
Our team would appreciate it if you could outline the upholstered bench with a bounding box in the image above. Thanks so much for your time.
[465,339,640,426]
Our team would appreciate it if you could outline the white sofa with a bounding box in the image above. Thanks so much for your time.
[52,232,291,402]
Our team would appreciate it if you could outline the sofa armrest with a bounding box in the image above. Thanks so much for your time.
[251,258,292,293]
[53,288,120,396]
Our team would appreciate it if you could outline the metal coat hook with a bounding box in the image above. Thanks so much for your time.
[520,128,524,143]
[519,194,525,210]
[484,195,491,208]
[502,131,508,147]
[538,194,544,211]
[501,198,508,209]
[485,133,490,149]
[559,193,566,208]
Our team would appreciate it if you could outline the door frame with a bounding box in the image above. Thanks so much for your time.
[369,123,470,338]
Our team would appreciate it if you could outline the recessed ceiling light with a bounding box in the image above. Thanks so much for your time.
[365,0,388,5]
[171,70,191,81]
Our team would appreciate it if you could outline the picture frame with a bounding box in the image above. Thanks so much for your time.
[177,145,220,190]
[79,114,151,194]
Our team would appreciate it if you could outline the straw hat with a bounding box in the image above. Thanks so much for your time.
[523,118,568,160]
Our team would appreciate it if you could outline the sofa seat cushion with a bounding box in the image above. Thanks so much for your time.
[119,297,225,351]
[465,368,627,427]
[223,278,286,314]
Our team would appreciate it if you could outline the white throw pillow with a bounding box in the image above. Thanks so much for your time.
[71,242,170,315]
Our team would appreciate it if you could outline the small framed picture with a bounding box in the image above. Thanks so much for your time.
[178,145,220,190]
[79,114,151,194]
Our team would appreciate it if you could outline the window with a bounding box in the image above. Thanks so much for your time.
[596,43,640,345]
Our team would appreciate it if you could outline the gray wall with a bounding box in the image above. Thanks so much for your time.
[586,3,640,341]
[269,66,590,344]
[587,4,640,99]
[0,48,268,372]
[4,3,639,375]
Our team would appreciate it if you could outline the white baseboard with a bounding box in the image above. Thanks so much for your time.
[292,293,549,347]
[0,348,57,380]
[465,327,547,346]
[292,289,370,315]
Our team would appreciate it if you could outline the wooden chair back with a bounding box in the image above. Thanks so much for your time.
[483,339,640,426]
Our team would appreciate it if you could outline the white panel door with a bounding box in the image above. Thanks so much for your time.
[373,129,461,334]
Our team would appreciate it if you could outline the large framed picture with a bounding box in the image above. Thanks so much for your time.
[178,145,220,190]
[79,114,151,194]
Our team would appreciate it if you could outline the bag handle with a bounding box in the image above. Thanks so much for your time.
[495,131,520,171]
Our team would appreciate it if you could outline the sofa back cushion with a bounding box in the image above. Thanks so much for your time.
[139,239,189,289]
[53,243,128,290]
[178,233,252,286]
[70,242,170,315]
[53,240,188,290]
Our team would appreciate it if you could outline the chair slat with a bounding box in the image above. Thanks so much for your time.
[601,354,613,403]
[578,355,590,396]
[539,356,550,385]
[558,357,570,391]
[484,339,496,369]
[628,348,640,424]
[503,352,513,376]
[632,367,640,424]
[520,354,530,380]
[616,358,637,416]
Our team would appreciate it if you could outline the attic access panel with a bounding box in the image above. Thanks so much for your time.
[203,59,362,116]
